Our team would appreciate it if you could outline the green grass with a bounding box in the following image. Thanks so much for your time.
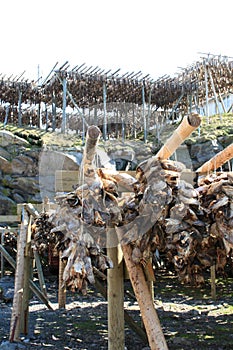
[1,113,233,149]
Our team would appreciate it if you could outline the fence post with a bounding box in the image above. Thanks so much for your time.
[9,206,28,342]
[107,228,125,350]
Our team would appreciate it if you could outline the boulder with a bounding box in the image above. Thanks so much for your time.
[173,145,193,170]
[0,130,29,147]
[11,158,26,175]
[0,156,12,173]
[190,139,223,166]
[11,177,40,195]
[0,175,13,188]
[0,195,16,215]
[12,192,25,203]
[11,154,37,176]
[0,146,11,160]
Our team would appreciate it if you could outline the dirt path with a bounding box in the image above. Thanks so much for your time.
[0,271,233,350]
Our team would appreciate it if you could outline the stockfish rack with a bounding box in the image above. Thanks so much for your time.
[1,53,233,143]
[5,114,199,350]
[5,113,233,349]
[54,115,202,350]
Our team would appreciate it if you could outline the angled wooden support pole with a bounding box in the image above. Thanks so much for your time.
[155,113,201,160]
[58,250,66,308]
[197,142,233,173]
[0,244,54,311]
[116,227,168,350]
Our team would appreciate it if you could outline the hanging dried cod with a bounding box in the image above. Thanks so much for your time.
[32,116,233,292]
[198,172,233,255]
[32,126,119,294]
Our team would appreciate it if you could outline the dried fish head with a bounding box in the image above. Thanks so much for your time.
[222,184,233,198]
[209,195,229,211]
[170,202,188,220]
[206,179,227,195]
[178,194,200,206]
[160,159,186,173]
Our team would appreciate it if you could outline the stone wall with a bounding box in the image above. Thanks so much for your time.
[0,130,81,215]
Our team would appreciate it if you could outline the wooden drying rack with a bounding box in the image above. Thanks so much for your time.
[3,113,232,349]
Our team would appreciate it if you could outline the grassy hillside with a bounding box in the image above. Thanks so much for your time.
[1,113,233,148]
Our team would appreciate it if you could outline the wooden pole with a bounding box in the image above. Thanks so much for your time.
[94,276,148,345]
[218,93,227,114]
[204,62,209,122]
[81,125,167,349]
[155,113,201,160]
[61,77,67,133]
[167,93,184,120]
[38,102,42,129]
[52,90,56,131]
[132,104,136,139]
[45,104,48,130]
[107,229,125,350]
[9,206,28,342]
[58,250,66,308]
[103,82,107,141]
[208,68,222,118]
[142,84,147,143]
[18,89,22,127]
[144,259,155,301]
[80,125,102,188]
[196,142,233,173]
[80,126,125,348]
[34,249,48,297]
[115,233,168,350]
[0,229,5,278]
[147,88,152,139]
[210,264,216,300]
[21,215,33,335]
[54,71,88,129]
[0,244,54,311]
[4,104,10,126]
[227,101,233,113]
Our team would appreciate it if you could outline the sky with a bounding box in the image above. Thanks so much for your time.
[0,0,232,82]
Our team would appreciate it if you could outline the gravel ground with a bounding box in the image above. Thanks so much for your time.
[0,270,233,350]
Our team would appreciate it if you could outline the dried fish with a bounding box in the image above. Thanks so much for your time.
[209,195,229,211]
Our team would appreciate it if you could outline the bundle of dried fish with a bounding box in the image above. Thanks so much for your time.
[32,126,118,293]
[32,212,57,254]
[122,156,232,286]
[198,172,233,257]
[32,123,233,291]
[0,230,17,257]
[155,170,233,285]
[144,165,209,286]
[117,159,176,266]
[32,185,115,293]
